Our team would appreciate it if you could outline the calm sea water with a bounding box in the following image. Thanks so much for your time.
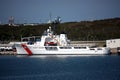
[0,55,120,80]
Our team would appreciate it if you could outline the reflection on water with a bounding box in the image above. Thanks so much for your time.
[0,55,120,80]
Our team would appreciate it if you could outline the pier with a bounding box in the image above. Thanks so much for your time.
[0,43,16,55]
[0,51,16,55]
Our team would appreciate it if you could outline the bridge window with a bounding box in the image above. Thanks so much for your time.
[59,47,72,49]
[74,47,86,49]
[45,47,58,51]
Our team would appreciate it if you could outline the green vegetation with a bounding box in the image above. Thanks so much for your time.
[0,18,120,42]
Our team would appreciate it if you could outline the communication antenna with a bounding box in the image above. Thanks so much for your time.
[54,16,62,24]
[9,16,14,26]
[49,12,52,23]
[48,12,52,24]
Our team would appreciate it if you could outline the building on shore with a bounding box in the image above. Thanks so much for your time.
[106,39,120,53]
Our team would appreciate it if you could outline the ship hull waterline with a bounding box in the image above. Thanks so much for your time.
[15,44,110,55]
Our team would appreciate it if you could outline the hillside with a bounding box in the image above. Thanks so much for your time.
[0,18,120,42]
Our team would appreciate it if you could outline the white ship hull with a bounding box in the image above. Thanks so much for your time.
[15,43,110,55]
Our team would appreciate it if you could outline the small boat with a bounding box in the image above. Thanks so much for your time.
[15,26,110,55]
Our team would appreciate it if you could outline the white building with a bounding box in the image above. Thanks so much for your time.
[106,39,120,48]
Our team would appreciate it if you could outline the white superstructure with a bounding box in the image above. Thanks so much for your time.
[15,26,110,55]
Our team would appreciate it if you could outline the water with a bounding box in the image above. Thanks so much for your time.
[0,55,120,80]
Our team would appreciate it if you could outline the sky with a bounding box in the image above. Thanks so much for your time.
[0,0,120,24]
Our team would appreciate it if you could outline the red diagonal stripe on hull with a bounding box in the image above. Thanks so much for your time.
[21,44,32,55]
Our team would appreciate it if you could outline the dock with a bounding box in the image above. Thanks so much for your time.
[0,43,16,55]
[0,51,17,55]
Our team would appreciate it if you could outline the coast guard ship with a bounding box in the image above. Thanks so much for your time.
[15,26,110,55]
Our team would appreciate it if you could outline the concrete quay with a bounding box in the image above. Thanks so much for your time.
[0,51,17,55]
[0,43,16,55]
